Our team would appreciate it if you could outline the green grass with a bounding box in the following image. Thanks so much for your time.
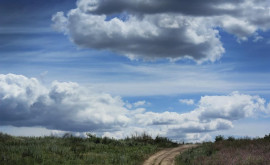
[0,132,177,165]
[176,133,270,165]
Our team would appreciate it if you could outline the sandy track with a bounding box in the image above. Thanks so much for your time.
[143,144,198,165]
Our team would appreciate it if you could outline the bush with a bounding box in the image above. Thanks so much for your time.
[0,132,13,142]
[102,137,114,144]
[264,133,270,140]
[215,135,224,142]
[227,136,235,141]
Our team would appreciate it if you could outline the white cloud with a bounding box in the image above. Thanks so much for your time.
[0,74,130,132]
[253,34,263,42]
[51,12,68,33]
[197,91,267,121]
[179,99,195,105]
[133,101,145,107]
[1,74,269,142]
[52,11,224,63]
[133,100,150,107]
[125,100,149,109]
[52,0,270,63]
[216,16,257,41]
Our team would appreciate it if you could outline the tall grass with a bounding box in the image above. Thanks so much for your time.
[0,132,177,165]
[176,133,270,165]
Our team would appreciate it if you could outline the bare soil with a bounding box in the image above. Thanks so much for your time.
[143,144,198,165]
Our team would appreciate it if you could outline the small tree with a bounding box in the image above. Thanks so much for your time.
[264,133,270,140]
[215,135,224,142]
[227,136,235,141]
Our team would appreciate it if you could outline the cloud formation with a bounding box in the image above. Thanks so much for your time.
[179,99,195,105]
[75,0,243,16]
[0,74,129,132]
[198,92,267,121]
[0,74,269,141]
[52,0,270,63]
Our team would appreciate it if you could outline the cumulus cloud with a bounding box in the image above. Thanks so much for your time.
[0,74,129,132]
[52,11,224,63]
[179,99,195,105]
[197,92,267,121]
[1,74,269,141]
[52,0,270,63]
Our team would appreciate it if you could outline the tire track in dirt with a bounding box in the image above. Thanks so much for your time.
[143,144,198,165]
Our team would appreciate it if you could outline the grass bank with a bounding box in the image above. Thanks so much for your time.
[176,134,270,165]
[0,132,177,165]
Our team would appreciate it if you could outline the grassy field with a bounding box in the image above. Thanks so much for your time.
[176,134,270,165]
[0,132,177,165]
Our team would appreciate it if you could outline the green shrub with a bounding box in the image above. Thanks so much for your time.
[0,133,14,142]
[227,136,235,141]
[215,135,224,142]
[264,133,270,140]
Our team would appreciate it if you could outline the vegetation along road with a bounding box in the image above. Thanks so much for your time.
[143,144,198,165]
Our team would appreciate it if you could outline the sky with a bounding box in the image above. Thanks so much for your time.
[1,0,270,142]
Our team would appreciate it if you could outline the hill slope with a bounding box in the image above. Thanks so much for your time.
[0,132,177,165]
[176,134,270,165]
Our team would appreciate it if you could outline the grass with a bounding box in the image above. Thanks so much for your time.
[176,133,270,165]
[0,132,177,165]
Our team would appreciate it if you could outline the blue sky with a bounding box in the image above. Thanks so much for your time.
[1,0,270,142]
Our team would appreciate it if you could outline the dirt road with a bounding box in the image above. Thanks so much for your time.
[143,144,198,165]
